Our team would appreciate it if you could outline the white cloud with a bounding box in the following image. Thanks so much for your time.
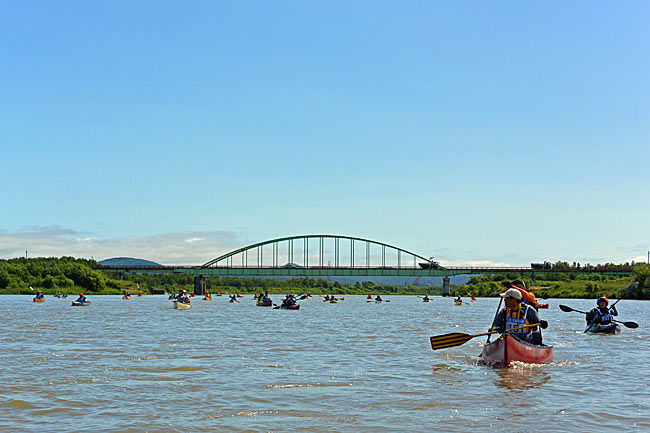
[439,259,515,268]
[0,226,249,265]
[184,237,205,244]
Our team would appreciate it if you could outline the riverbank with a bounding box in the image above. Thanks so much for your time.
[2,257,648,298]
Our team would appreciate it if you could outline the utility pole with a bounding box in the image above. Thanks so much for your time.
[25,250,28,259]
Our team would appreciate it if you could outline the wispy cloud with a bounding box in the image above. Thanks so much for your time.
[0,226,249,265]
[439,259,515,267]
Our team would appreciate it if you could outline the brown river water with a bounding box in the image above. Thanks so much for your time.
[1,295,648,432]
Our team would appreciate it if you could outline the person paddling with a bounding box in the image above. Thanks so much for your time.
[586,297,617,326]
[75,293,87,304]
[177,290,191,304]
[423,295,430,302]
[375,295,383,302]
[455,296,462,303]
[35,290,44,300]
[490,288,544,345]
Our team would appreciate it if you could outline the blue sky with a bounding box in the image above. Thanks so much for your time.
[1,1,649,265]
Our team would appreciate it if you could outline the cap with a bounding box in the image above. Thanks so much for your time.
[500,288,522,300]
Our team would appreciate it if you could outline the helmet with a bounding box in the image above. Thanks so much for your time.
[79,293,83,296]
[597,296,609,305]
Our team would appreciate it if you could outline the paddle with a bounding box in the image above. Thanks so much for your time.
[486,297,503,343]
[558,305,639,329]
[430,323,545,350]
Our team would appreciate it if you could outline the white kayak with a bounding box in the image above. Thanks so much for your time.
[173,301,191,310]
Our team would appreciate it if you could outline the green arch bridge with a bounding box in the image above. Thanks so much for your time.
[96,234,633,279]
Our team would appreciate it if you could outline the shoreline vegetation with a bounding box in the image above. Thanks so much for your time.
[1,257,649,299]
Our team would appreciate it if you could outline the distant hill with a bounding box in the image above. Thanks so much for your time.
[98,257,162,267]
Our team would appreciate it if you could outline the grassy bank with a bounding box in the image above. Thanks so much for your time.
[2,257,649,299]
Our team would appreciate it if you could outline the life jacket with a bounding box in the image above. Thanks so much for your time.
[592,307,613,324]
[505,304,532,339]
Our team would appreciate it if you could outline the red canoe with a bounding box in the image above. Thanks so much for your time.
[478,334,553,367]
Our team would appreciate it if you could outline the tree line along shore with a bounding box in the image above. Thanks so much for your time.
[1,257,649,299]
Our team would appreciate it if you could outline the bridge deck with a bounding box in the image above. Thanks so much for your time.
[95,265,633,277]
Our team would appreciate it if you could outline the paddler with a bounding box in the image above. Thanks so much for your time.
[75,293,87,303]
[455,296,462,303]
[423,294,430,302]
[177,290,191,304]
[586,296,617,325]
[35,290,44,300]
[491,288,544,345]
[375,295,383,302]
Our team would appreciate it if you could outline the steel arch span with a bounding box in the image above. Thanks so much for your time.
[201,234,437,269]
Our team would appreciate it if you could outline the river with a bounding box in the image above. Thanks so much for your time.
[1,295,647,432]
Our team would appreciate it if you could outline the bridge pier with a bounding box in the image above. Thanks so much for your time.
[442,277,450,297]
[193,276,206,296]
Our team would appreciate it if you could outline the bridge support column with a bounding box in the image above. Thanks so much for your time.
[442,277,450,297]
[194,276,206,296]
[531,272,536,283]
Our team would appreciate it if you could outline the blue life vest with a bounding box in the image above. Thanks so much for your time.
[505,305,531,339]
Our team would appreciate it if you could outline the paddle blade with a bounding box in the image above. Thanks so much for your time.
[429,332,472,350]
[623,321,639,329]
[559,304,574,313]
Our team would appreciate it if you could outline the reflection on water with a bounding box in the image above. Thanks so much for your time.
[0,295,648,432]
[493,364,552,391]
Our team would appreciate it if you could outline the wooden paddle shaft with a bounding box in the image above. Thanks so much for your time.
[474,323,540,339]
[486,297,503,343]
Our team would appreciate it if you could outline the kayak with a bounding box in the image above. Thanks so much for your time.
[122,296,131,300]
[479,333,553,367]
[455,301,462,306]
[280,304,300,310]
[71,301,91,307]
[375,300,383,303]
[329,300,338,303]
[203,297,212,301]
[585,323,621,334]
[173,301,191,310]
[33,298,45,302]
[423,299,430,302]
[256,301,273,307]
